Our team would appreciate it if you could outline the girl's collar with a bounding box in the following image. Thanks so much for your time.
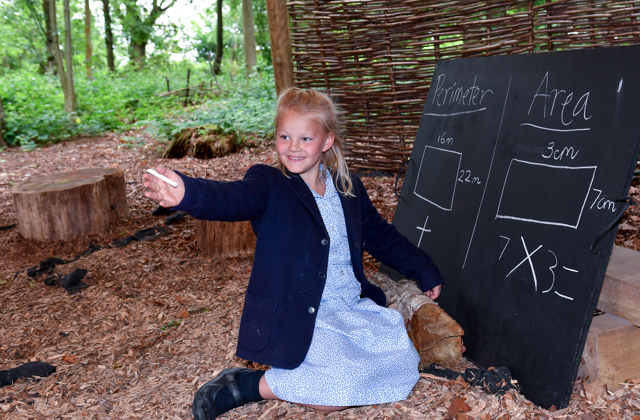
[306,166,336,199]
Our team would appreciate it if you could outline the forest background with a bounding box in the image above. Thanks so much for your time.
[0,0,276,150]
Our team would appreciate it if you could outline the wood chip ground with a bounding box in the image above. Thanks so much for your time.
[1,132,640,419]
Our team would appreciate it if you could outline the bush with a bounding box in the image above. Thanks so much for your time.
[0,63,214,147]
[0,63,276,149]
[143,66,277,143]
[180,69,276,137]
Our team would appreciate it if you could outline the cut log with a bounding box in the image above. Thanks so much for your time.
[369,272,464,369]
[578,313,640,390]
[11,167,128,241]
[597,245,640,327]
[196,220,257,258]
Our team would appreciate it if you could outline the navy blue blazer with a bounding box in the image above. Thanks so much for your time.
[175,164,443,369]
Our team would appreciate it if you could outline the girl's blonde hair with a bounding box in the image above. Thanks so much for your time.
[272,87,354,197]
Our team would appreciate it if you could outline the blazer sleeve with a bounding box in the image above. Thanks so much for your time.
[357,176,444,292]
[172,165,273,221]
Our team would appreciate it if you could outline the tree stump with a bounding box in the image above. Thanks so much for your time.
[164,125,239,160]
[370,272,465,369]
[196,220,257,258]
[12,167,128,241]
[163,127,195,159]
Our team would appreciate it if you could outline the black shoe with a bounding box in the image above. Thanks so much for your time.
[192,367,252,420]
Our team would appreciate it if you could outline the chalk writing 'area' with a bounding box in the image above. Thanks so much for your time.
[383,46,640,410]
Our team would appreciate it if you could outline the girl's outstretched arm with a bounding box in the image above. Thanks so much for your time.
[168,165,273,222]
[143,167,185,208]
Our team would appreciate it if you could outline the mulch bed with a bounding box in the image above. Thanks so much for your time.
[1,131,640,419]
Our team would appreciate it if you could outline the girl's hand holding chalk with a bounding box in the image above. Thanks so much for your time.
[146,168,178,188]
[143,167,185,208]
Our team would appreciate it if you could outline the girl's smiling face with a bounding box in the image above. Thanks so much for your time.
[276,110,335,189]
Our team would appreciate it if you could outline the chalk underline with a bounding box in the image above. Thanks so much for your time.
[520,123,590,132]
[424,108,486,117]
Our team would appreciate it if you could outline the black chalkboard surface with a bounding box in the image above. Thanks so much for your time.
[383,46,640,409]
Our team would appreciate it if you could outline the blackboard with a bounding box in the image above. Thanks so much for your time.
[382,46,640,409]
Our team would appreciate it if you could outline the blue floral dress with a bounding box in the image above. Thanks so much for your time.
[264,170,420,406]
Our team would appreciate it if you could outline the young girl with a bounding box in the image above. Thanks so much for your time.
[143,88,443,420]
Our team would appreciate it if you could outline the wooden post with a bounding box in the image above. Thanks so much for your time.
[266,0,294,95]
[184,69,191,108]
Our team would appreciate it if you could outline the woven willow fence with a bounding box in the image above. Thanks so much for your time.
[288,0,640,171]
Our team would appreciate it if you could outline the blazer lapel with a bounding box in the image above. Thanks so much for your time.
[286,171,329,237]
[338,178,361,253]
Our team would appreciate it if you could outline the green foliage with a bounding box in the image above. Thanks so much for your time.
[252,0,271,64]
[153,66,276,142]
[190,0,272,73]
[0,0,107,72]
[113,0,180,66]
[0,0,276,148]
[160,319,181,330]
[0,63,198,146]
[0,0,46,71]
[0,61,276,148]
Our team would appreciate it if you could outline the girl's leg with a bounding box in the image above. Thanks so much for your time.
[258,375,347,412]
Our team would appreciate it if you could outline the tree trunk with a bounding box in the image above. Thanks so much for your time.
[102,0,115,71]
[265,0,294,94]
[0,95,7,149]
[209,56,215,78]
[12,168,128,242]
[242,0,258,73]
[85,0,92,78]
[49,0,69,103]
[214,0,223,75]
[42,0,56,74]
[63,0,77,112]
[131,42,146,69]
[369,272,465,369]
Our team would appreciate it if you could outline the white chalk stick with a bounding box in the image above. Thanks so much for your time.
[146,169,178,188]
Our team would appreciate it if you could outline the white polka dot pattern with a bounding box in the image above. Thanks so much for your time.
[265,170,420,406]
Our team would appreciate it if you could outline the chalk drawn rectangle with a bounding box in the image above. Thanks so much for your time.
[496,159,597,229]
[413,145,462,211]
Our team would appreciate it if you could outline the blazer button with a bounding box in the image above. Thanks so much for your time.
[319,272,325,279]
[308,306,316,314]
[321,239,329,246]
